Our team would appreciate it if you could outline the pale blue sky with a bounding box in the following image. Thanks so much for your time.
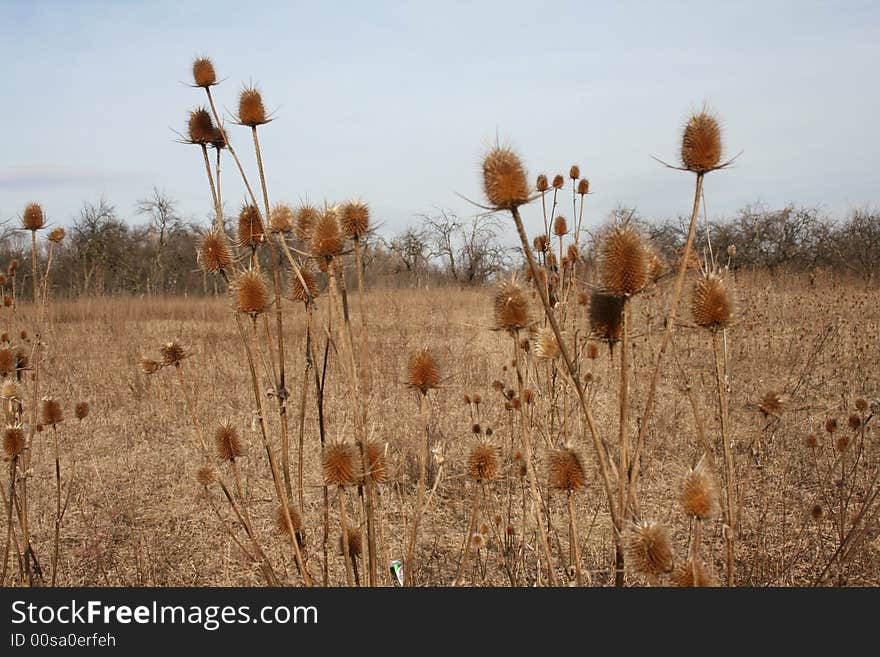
[1,0,878,237]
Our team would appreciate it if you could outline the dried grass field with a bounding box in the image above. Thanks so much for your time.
[8,269,878,587]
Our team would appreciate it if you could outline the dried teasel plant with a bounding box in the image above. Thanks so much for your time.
[601,224,649,298]
[407,349,440,396]
[198,229,234,274]
[681,458,720,520]
[493,278,531,333]
[232,268,271,316]
[692,272,733,329]
[482,145,531,210]
[681,110,723,174]
[625,521,674,584]
[467,443,499,482]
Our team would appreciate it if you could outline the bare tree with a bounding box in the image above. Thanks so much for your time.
[136,187,183,292]
[423,210,512,285]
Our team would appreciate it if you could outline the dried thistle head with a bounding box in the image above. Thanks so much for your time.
[270,203,295,234]
[647,248,665,282]
[855,398,869,413]
[41,397,63,426]
[196,465,216,487]
[836,434,850,454]
[533,234,550,252]
[577,178,590,195]
[482,146,529,210]
[198,229,234,273]
[552,174,564,189]
[673,559,717,587]
[2,425,25,457]
[74,401,89,421]
[586,342,600,360]
[0,348,14,375]
[681,110,722,174]
[339,527,362,558]
[339,199,370,240]
[160,340,189,367]
[192,57,217,88]
[275,505,303,534]
[847,413,862,431]
[589,292,624,344]
[601,224,648,297]
[358,440,388,484]
[467,443,499,482]
[407,349,440,395]
[553,215,568,237]
[237,86,268,127]
[811,503,824,521]
[825,418,838,434]
[323,441,357,486]
[214,422,243,461]
[22,203,46,231]
[233,268,271,316]
[681,458,720,520]
[1,380,20,400]
[47,227,65,244]
[533,327,560,360]
[548,448,586,492]
[692,273,733,329]
[237,204,264,248]
[494,278,531,333]
[536,174,549,192]
[626,521,674,579]
[8,259,18,276]
[295,204,319,243]
[310,207,344,258]
[566,244,580,263]
[759,391,783,418]
[289,266,319,304]
[187,107,215,144]
[569,164,580,180]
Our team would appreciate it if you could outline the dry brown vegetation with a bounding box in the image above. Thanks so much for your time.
[2,57,878,588]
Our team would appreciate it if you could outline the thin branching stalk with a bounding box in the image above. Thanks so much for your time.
[712,330,736,586]
[50,424,61,586]
[567,490,583,585]
[405,392,430,586]
[454,484,481,585]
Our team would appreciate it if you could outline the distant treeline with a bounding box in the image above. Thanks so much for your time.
[2,190,878,298]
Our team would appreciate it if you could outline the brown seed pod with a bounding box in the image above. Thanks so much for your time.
[237,86,268,127]
[626,521,674,578]
[323,441,357,486]
[811,504,824,522]
[339,199,370,239]
[692,273,733,329]
[805,434,818,449]
[192,57,217,88]
[237,204,264,248]
[825,418,838,434]
[1,381,20,400]
[673,559,717,587]
[210,127,226,150]
[847,413,862,431]
[275,505,304,534]
[482,146,530,210]
[536,174,549,192]
[548,448,586,492]
[586,342,600,360]
[310,207,344,258]
[601,225,648,297]
[467,443,499,482]
[533,234,549,252]
[160,340,189,367]
[214,422,243,461]
[22,203,46,231]
[188,107,215,144]
[3,425,25,457]
[759,391,783,417]
[198,229,234,273]
[494,279,531,332]
[41,397,63,426]
[232,268,271,315]
[553,215,568,236]
[289,266,319,304]
[577,178,589,195]
[74,401,89,420]
[855,398,869,412]
[589,292,624,344]
[407,349,440,395]
[270,203,295,234]
[339,527,363,558]
[0,348,14,375]
[552,174,564,189]
[569,164,580,180]
[295,204,319,243]
[8,259,18,275]
[196,465,216,487]
[681,111,722,173]
[566,244,580,263]
[533,327,560,361]
[47,227,65,244]
[139,358,161,374]
[836,434,850,454]
[358,440,388,485]
[681,458,720,520]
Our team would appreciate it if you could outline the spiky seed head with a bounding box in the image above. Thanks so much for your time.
[681,111,722,173]
[358,440,389,484]
[586,342,599,359]
[759,391,783,417]
[567,244,580,263]
[692,273,732,329]
[310,207,344,258]
[160,340,189,367]
[626,521,674,578]
[41,397,63,425]
[74,401,89,420]
[22,203,46,231]
[0,275,5,287]
[855,398,869,412]
[589,292,624,344]
[577,178,590,195]
[214,422,242,461]
[536,174,549,192]
[48,227,65,244]
[339,199,370,239]
[270,203,295,234]
[275,505,303,534]
[681,458,720,519]
[0,348,14,375]
[237,204,264,248]
[192,57,217,88]
[198,230,234,273]
[8,259,18,275]
[647,249,665,282]
[187,107,215,144]
[473,394,482,405]
[19,330,27,341]
[552,174,564,189]
[836,434,850,453]
[601,225,648,297]
[237,86,268,127]
[323,441,357,486]
[196,465,216,487]
[673,559,717,587]
[233,268,270,316]
[569,164,580,180]
[407,349,440,395]
[467,443,499,482]
[482,146,529,210]
[140,358,160,374]
[295,204,319,243]
[533,235,549,252]
[811,504,824,521]
[289,267,319,304]
[553,215,568,236]
[339,527,363,558]
[806,434,818,449]
[494,279,531,332]
[826,418,838,434]
[548,448,586,492]
[847,413,861,431]
[1,380,20,400]
[533,327,560,360]
[210,127,226,150]
[14,348,27,371]
[3,425,25,457]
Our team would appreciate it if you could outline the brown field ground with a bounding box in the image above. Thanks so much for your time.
[6,269,880,587]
